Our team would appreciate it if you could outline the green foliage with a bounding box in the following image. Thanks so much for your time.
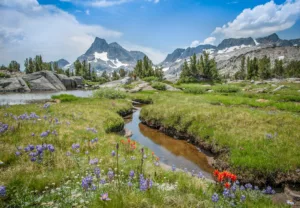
[119,68,126,78]
[179,52,219,83]
[151,82,167,91]
[133,56,163,80]
[212,85,240,93]
[8,60,20,72]
[93,88,127,99]
[0,72,10,78]
[51,94,79,102]
[183,86,206,94]
[112,70,120,81]
[142,76,160,82]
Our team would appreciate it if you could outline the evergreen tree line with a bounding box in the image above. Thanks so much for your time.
[133,56,164,80]
[235,56,300,80]
[24,55,66,75]
[0,60,21,72]
[179,52,219,83]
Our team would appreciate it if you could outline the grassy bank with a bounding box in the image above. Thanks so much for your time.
[0,95,285,207]
[139,87,300,185]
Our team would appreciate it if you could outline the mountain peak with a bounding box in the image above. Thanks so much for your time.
[217,37,255,50]
[85,37,109,55]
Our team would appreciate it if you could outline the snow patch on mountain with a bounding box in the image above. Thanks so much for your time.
[278,56,285,60]
[175,59,182,63]
[254,39,260,46]
[217,45,252,54]
[94,52,109,62]
[163,67,170,72]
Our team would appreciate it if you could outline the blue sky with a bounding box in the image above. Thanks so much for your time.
[1,0,300,65]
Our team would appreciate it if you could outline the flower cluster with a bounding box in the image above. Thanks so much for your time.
[86,127,97,133]
[89,158,99,165]
[139,174,153,191]
[120,138,136,150]
[214,170,237,189]
[262,186,276,195]
[43,103,50,109]
[81,176,94,190]
[19,144,55,162]
[0,185,6,197]
[71,143,80,153]
[0,122,8,134]
[91,138,99,144]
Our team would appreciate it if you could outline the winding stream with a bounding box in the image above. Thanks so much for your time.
[125,108,214,179]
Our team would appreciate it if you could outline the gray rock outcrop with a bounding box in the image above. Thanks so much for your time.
[0,77,30,92]
[56,74,77,89]
[23,71,66,91]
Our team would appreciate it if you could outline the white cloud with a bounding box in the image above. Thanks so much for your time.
[86,0,133,7]
[122,42,166,64]
[213,0,300,38]
[0,0,122,66]
[190,37,216,47]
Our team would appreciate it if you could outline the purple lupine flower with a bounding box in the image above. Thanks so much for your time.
[245,183,253,190]
[223,189,230,198]
[128,181,133,187]
[42,144,48,150]
[82,176,93,190]
[47,144,55,152]
[0,123,9,134]
[94,167,101,178]
[43,103,50,109]
[66,151,71,156]
[15,151,21,156]
[254,186,259,191]
[40,132,48,138]
[198,172,204,179]
[28,145,35,151]
[91,139,95,144]
[0,186,6,197]
[52,130,58,136]
[87,127,97,133]
[265,133,273,140]
[211,193,219,203]
[240,195,246,202]
[107,170,114,180]
[43,115,47,120]
[230,193,236,199]
[91,184,97,191]
[54,118,59,124]
[184,168,188,173]
[191,170,195,177]
[89,158,98,165]
[172,164,176,172]
[31,133,35,137]
[100,193,111,201]
[111,150,116,157]
[262,186,276,195]
[231,184,237,192]
[29,152,38,157]
[29,112,39,119]
[139,174,152,191]
[129,170,135,178]
[94,138,98,142]
[36,145,43,153]
[24,147,30,152]
[31,157,37,162]
[240,185,245,191]
[72,143,80,150]
[100,179,106,185]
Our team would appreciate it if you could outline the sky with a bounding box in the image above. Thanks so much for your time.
[0,0,300,66]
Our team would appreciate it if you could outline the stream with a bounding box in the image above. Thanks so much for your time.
[125,107,214,179]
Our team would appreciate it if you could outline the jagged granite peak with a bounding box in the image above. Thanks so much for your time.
[76,37,146,72]
[256,33,293,47]
[85,37,109,55]
[217,37,255,50]
[56,59,70,68]
[163,48,185,63]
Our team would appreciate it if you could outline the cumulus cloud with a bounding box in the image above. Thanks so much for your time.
[0,0,122,66]
[86,0,132,7]
[213,0,300,38]
[190,37,216,47]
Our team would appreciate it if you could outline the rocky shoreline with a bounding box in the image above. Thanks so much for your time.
[139,117,300,187]
[0,71,84,93]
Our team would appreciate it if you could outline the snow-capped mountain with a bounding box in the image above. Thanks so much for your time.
[161,33,300,81]
[77,37,146,72]
[56,59,70,68]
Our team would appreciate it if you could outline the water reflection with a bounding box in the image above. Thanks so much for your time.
[0,90,94,105]
[125,108,214,179]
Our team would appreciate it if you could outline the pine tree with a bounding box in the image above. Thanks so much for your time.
[274,59,284,77]
[112,70,120,80]
[190,54,198,76]
[74,60,82,76]
[258,55,271,79]
[101,71,109,80]
[91,68,97,81]
[8,60,20,72]
[66,69,70,77]
[119,68,126,78]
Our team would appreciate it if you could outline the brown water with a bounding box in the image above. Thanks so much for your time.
[125,108,214,179]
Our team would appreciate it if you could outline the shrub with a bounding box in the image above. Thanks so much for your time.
[93,88,127,99]
[51,94,79,102]
[212,85,240,93]
[143,76,160,82]
[183,86,206,94]
[151,82,166,91]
